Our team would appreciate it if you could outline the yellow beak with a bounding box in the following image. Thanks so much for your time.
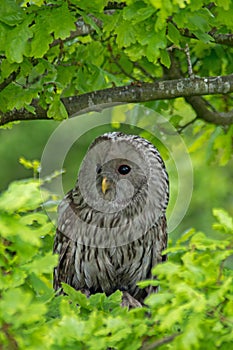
[101,177,111,194]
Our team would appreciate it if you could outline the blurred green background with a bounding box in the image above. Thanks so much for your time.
[0,115,232,241]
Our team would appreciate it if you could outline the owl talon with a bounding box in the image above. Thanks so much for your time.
[121,291,142,308]
[80,288,91,298]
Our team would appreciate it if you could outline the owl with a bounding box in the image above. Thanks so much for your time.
[53,132,169,307]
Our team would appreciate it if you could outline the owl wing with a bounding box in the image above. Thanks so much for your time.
[120,214,167,304]
[53,190,80,292]
[153,214,168,264]
[53,190,168,301]
[143,214,168,298]
[53,229,76,291]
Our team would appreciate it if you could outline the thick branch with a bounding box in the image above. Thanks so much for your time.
[1,74,233,126]
[181,28,233,47]
[185,96,233,124]
[211,32,233,46]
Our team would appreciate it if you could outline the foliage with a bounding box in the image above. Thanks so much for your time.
[0,0,233,163]
[0,1,232,348]
[0,177,57,349]
[0,177,232,349]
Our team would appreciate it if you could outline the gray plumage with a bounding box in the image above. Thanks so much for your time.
[53,132,169,304]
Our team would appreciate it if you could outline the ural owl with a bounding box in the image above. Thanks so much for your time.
[53,132,169,306]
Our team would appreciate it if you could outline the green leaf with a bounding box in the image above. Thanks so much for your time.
[62,284,91,310]
[103,290,122,311]
[23,252,58,274]
[194,30,214,43]
[49,4,76,40]
[0,0,24,26]
[124,2,155,23]
[146,30,167,62]
[137,279,159,288]
[160,49,171,68]
[115,17,137,47]
[54,314,86,342]
[167,22,181,46]
[177,228,196,244]
[71,0,106,12]
[125,44,146,61]
[205,126,222,164]
[30,18,53,58]
[19,157,40,173]
[213,125,233,165]
[5,21,33,63]
[47,95,68,120]
[215,0,231,11]
[77,9,101,35]
[0,288,47,326]
[213,208,233,233]
[0,268,27,290]
[145,292,173,308]
[190,231,229,250]
[0,180,44,213]
[189,9,213,32]
[0,59,19,79]
[89,293,106,309]
[169,114,183,128]
[103,11,121,33]
[189,126,215,152]
[176,316,203,349]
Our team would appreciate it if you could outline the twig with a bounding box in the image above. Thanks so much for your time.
[0,69,20,92]
[184,44,194,78]
[133,62,155,81]
[178,117,198,133]
[142,333,180,350]
[111,55,135,81]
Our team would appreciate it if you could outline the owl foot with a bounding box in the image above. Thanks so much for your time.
[80,288,91,298]
[121,291,142,309]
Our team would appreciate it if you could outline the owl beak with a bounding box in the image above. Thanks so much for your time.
[101,177,111,194]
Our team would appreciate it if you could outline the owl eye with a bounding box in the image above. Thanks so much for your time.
[96,164,102,174]
[118,164,131,175]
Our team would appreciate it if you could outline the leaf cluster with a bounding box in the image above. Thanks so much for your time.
[0,176,232,349]
[0,177,57,349]
[0,0,232,163]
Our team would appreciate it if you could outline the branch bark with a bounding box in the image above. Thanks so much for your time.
[181,28,233,47]
[1,74,233,127]
[185,96,233,125]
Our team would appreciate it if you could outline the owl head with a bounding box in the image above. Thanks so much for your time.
[77,132,169,216]
[58,132,169,247]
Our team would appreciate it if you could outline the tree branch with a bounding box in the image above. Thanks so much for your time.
[185,96,233,125]
[1,74,233,127]
[142,333,180,350]
[211,32,233,47]
[49,17,102,48]
[104,2,126,10]
[181,28,233,47]
[111,54,135,80]
[0,69,20,92]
